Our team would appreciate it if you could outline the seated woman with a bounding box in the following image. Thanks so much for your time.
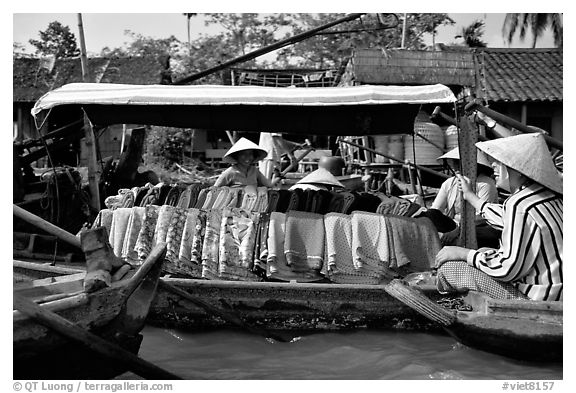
[214,137,281,188]
[434,133,562,301]
[431,147,499,247]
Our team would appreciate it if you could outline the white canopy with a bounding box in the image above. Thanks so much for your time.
[32,83,456,116]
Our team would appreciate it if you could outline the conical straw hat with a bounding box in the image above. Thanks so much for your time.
[296,168,345,188]
[475,133,562,194]
[223,137,268,164]
[437,147,492,169]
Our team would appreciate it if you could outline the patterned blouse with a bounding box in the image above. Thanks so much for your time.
[466,183,563,301]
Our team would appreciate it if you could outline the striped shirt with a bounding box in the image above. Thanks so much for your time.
[466,182,563,301]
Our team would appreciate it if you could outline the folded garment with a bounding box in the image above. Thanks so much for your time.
[164,186,182,207]
[386,215,441,273]
[153,205,176,246]
[284,210,324,272]
[187,183,202,208]
[165,207,189,265]
[413,208,457,233]
[313,189,333,214]
[176,186,192,209]
[219,208,257,268]
[108,208,132,258]
[354,192,382,213]
[120,190,135,208]
[254,187,269,212]
[340,192,357,214]
[193,187,210,209]
[275,189,292,213]
[201,188,217,210]
[157,184,173,205]
[134,186,151,207]
[323,212,353,275]
[178,208,200,265]
[350,211,390,277]
[286,189,302,212]
[240,186,258,211]
[210,187,230,209]
[104,188,131,210]
[253,212,270,271]
[190,210,206,267]
[266,190,280,213]
[201,209,222,280]
[91,209,113,237]
[134,205,160,262]
[121,207,146,264]
[139,187,161,207]
[267,212,324,282]
[326,192,345,213]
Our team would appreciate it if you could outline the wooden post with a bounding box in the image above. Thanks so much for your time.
[457,115,478,249]
[84,121,101,211]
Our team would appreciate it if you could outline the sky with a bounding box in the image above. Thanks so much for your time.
[12,12,557,57]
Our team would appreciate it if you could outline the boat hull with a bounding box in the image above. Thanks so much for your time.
[149,278,444,332]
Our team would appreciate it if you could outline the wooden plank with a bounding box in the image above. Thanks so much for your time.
[457,115,478,249]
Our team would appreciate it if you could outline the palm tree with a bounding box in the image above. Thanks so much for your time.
[503,13,562,48]
[183,13,197,48]
[455,19,487,47]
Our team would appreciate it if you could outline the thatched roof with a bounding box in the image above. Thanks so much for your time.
[347,48,475,87]
[13,56,170,102]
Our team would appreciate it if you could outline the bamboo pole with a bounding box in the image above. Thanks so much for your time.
[14,205,81,249]
[13,294,182,380]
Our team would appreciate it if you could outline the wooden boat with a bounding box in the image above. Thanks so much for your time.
[14,259,563,362]
[385,280,563,362]
[13,245,165,380]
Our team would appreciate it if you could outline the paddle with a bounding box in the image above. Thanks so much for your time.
[13,293,182,380]
[382,279,456,327]
[159,280,293,343]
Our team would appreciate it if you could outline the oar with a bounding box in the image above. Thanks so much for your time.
[13,293,182,380]
[159,280,293,343]
[382,279,456,327]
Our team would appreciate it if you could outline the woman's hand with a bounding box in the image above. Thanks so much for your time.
[456,174,473,195]
[435,246,470,269]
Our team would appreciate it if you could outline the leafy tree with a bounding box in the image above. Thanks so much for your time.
[275,13,455,68]
[29,21,80,58]
[100,30,184,58]
[503,13,562,48]
[455,20,487,47]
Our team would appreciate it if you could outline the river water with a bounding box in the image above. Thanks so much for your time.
[137,326,562,380]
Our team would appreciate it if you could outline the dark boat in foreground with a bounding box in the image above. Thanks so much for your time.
[13,245,166,380]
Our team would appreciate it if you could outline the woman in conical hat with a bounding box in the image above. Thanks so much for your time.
[289,168,345,191]
[214,137,280,188]
[435,133,563,301]
[431,147,499,247]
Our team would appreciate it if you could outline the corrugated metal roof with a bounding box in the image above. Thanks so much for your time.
[13,56,168,102]
[474,48,562,103]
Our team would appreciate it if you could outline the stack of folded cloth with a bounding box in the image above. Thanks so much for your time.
[218,208,262,281]
[323,213,382,284]
[91,209,114,235]
[164,207,189,267]
[266,212,324,282]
